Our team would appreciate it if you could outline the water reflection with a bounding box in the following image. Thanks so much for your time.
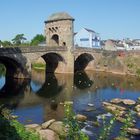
[36,73,65,98]
[74,71,93,89]
[0,78,29,98]
[0,70,140,124]
[0,77,29,109]
[0,76,5,90]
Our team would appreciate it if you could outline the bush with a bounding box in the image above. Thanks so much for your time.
[0,105,40,140]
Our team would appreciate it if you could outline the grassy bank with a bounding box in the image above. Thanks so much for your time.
[32,63,45,71]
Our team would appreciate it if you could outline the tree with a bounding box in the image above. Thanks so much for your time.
[2,41,12,47]
[12,34,27,45]
[31,34,46,46]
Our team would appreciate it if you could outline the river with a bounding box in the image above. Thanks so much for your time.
[0,70,140,139]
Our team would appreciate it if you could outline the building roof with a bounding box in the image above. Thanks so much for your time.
[45,12,74,23]
[84,28,96,33]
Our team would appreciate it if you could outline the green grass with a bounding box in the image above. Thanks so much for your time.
[32,63,45,70]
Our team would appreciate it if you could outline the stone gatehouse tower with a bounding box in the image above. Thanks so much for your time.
[44,12,75,73]
[45,12,74,47]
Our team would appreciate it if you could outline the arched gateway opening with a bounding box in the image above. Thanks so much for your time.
[74,53,94,72]
[42,53,66,73]
[51,34,59,46]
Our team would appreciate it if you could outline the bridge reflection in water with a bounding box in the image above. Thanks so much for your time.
[0,70,140,123]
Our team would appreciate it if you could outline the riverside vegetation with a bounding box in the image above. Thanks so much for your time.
[0,97,140,140]
[0,105,39,140]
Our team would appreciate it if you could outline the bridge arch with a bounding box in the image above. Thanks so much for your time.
[41,52,66,73]
[0,56,28,78]
[74,53,95,72]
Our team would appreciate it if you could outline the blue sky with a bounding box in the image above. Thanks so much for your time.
[0,0,140,41]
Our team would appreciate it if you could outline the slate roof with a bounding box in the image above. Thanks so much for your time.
[45,12,74,23]
[84,28,96,33]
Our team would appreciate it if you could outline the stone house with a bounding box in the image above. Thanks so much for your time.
[103,39,125,51]
[74,28,101,48]
[103,40,117,51]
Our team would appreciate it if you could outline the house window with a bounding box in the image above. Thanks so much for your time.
[80,38,89,41]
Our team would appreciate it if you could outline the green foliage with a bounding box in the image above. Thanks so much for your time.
[119,110,134,138]
[0,106,40,140]
[97,115,116,140]
[11,120,39,140]
[32,63,45,70]
[63,102,89,140]
[31,34,46,46]
[136,68,140,77]
[127,63,134,69]
[1,40,12,47]
[12,34,27,45]
[0,63,6,76]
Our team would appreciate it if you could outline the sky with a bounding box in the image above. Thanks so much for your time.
[0,0,140,41]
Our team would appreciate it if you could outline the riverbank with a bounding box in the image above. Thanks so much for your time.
[32,63,45,71]
[24,98,140,140]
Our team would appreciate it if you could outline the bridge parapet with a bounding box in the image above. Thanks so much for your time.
[0,46,68,54]
[72,47,104,53]
[72,47,140,56]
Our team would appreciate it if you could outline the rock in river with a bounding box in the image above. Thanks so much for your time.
[127,128,140,135]
[75,114,87,122]
[111,98,136,105]
[39,129,60,140]
[25,124,41,132]
[49,121,67,138]
[42,119,56,129]
[135,104,140,112]
[111,98,122,104]
[122,99,136,105]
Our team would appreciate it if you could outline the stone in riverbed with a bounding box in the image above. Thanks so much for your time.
[115,117,125,123]
[25,124,41,132]
[135,104,140,112]
[75,114,87,122]
[111,98,136,105]
[38,129,60,140]
[103,102,126,116]
[87,103,94,107]
[113,137,130,140]
[137,112,140,117]
[85,108,95,112]
[49,121,67,138]
[111,98,122,104]
[127,128,140,135]
[122,99,136,105]
[42,119,56,129]
[11,115,18,119]
[103,102,126,111]
[64,101,73,105]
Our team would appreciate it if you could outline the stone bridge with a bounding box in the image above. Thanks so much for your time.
[0,46,104,78]
[1,12,140,79]
[1,45,140,79]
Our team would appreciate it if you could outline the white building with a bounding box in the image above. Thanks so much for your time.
[74,28,101,48]
[123,40,140,50]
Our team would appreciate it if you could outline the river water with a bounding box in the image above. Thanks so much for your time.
[0,70,140,139]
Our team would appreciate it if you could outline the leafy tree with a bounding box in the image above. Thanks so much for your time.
[2,41,12,47]
[31,34,46,46]
[12,34,27,45]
